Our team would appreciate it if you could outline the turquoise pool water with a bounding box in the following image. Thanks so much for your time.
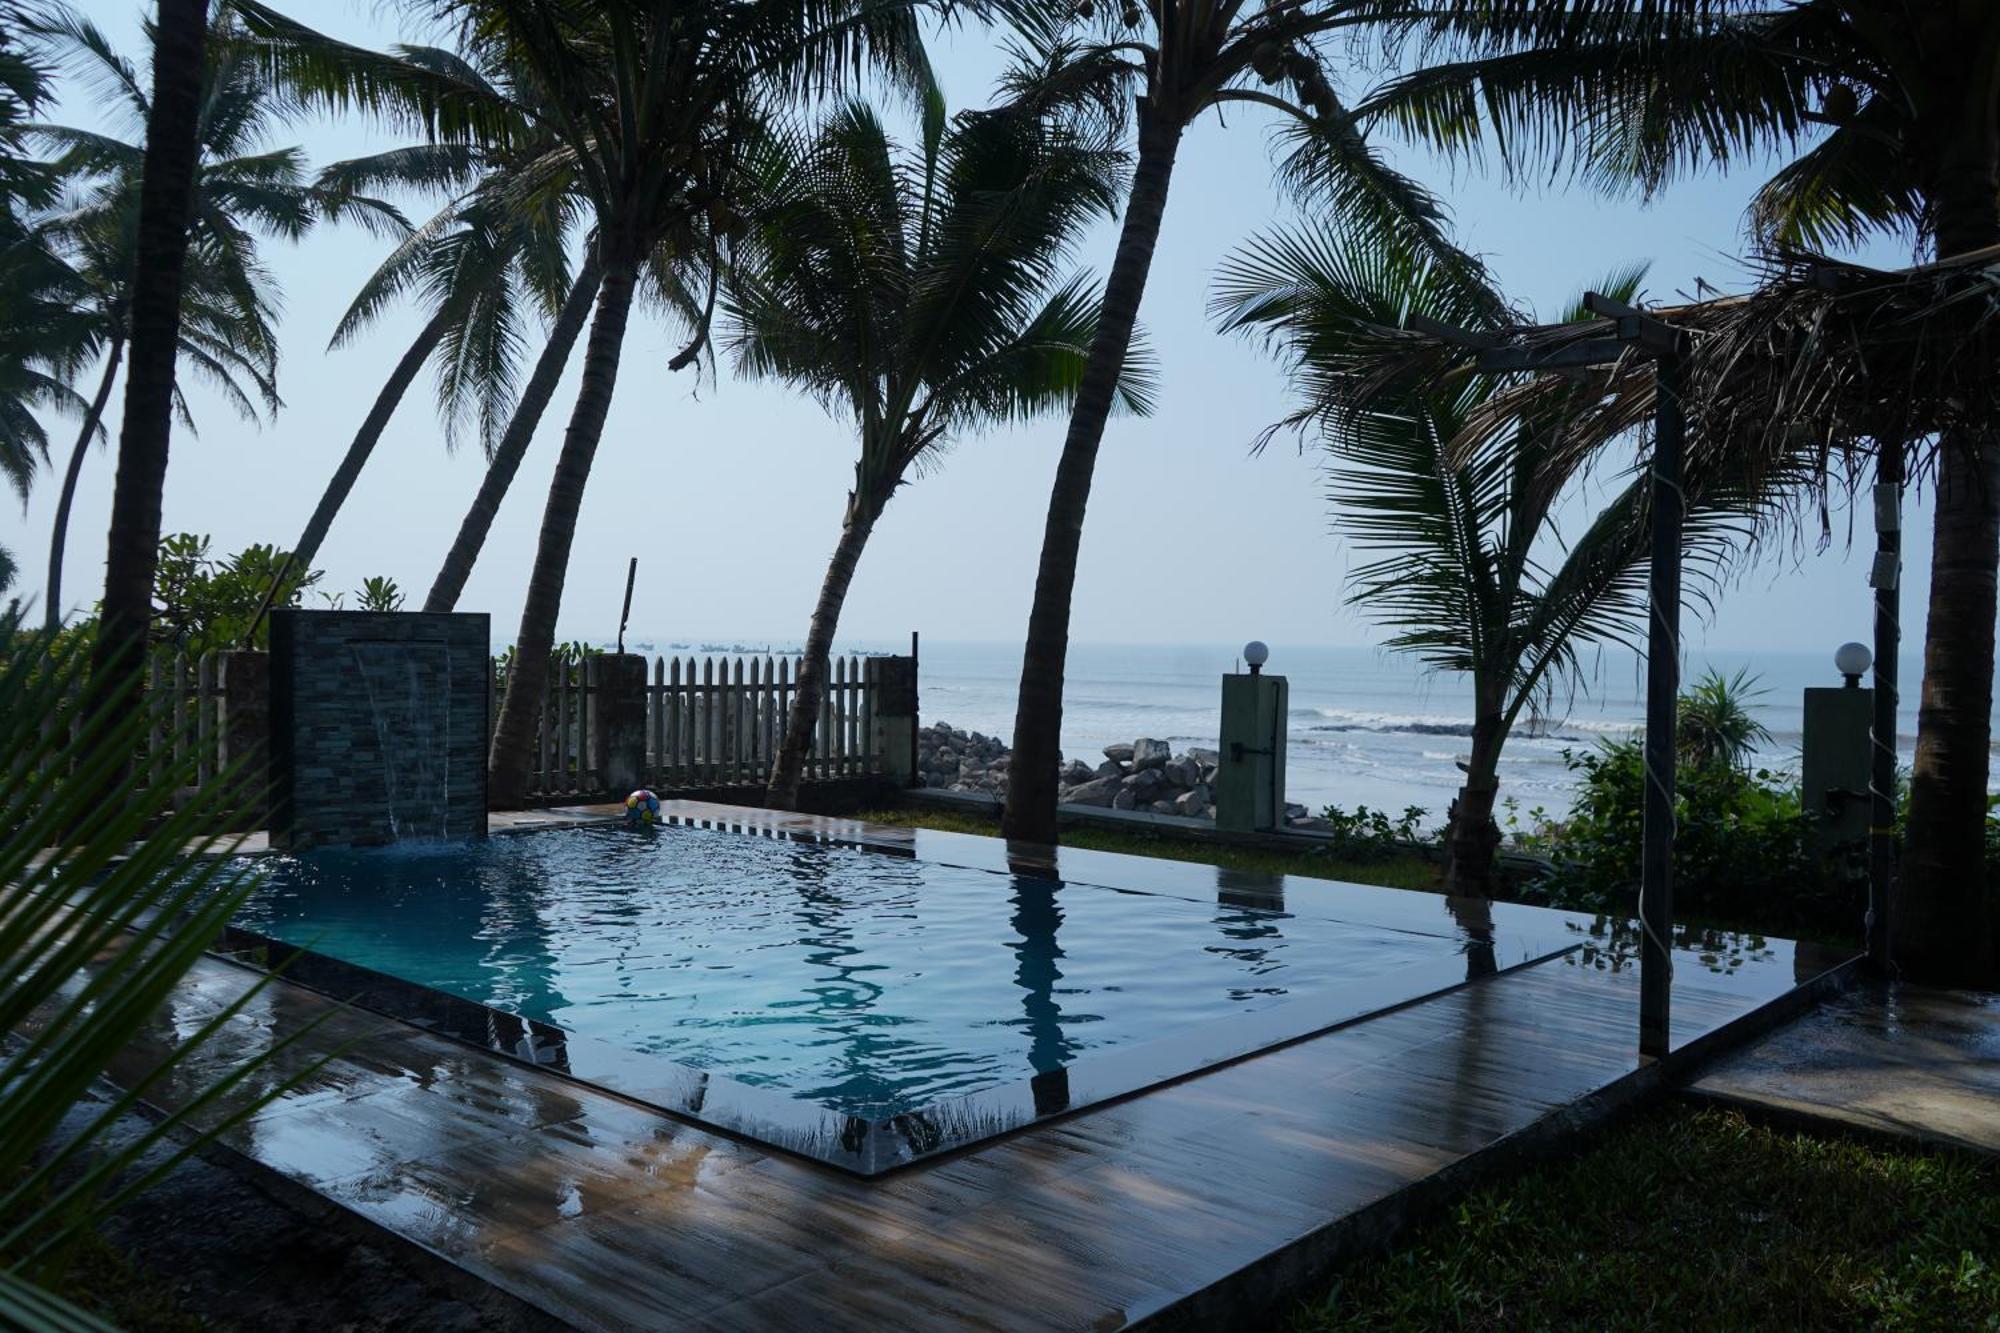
[235,825,1486,1122]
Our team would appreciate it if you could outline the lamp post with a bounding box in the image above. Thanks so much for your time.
[1217,641,1285,832]
[1836,641,1871,688]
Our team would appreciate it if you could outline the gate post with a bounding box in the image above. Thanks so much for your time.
[871,654,918,785]
[589,653,650,796]
[216,649,270,826]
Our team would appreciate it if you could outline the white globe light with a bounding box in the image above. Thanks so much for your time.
[1243,640,1270,668]
[1835,641,1872,677]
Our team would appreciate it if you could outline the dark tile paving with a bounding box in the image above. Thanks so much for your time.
[1692,981,2000,1157]
[57,804,1849,1330]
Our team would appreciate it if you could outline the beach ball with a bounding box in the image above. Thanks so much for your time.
[624,789,662,825]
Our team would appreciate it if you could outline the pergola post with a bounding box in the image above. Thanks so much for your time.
[1868,442,1903,969]
[1639,353,1685,1061]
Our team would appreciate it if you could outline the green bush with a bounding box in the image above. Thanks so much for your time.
[1315,803,1430,864]
[1508,740,1864,942]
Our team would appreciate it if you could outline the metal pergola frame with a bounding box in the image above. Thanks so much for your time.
[1414,280,1920,1058]
[1419,293,1691,1058]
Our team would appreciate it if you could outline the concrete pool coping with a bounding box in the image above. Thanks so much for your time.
[52,801,1860,1329]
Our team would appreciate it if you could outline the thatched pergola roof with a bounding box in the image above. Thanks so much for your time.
[1344,243,2000,499]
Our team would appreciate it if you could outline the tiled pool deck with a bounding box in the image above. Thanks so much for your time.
[1692,982,2000,1157]
[52,801,1855,1330]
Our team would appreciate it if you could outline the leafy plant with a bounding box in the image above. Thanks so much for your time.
[1513,740,1861,942]
[353,576,403,613]
[149,533,319,655]
[1314,803,1430,864]
[1677,667,1772,771]
[0,613,317,1323]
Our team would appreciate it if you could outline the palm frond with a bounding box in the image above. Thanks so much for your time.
[0,615,331,1307]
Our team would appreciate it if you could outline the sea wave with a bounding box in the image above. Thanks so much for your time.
[1301,705,1631,743]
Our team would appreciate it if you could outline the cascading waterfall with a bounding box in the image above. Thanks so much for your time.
[350,640,454,841]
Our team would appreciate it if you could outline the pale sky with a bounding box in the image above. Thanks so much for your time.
[5,2,1923,658]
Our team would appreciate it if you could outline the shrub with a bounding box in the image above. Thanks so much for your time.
[1315,804,1430,863]
[1509,740,1864,942]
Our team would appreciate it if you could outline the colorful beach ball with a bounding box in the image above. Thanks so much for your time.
[624,789,662,825]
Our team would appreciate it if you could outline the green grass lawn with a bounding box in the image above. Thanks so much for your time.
[1296,1104,2000,1331]
[851,804,1440,891]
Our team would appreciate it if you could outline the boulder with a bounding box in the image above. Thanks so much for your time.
[1122,767,1164,794]
[1187,746,1219,768]
[1095,759,1126,779]
[1166,756,1201,789]
[1175,784,1211,818]
[1112,788,1137,811]
[1132,738,1171,770]
[1284,801,1310,822]
[1060,759,1095,786]
[1289,816,1335,833]
[1103,742,1136,763]
[1063,775,1121,808]
[1149,799,1178,816]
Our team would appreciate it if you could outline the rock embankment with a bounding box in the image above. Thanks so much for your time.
[916,721,1224,820]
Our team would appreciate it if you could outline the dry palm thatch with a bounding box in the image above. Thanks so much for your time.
[1327,244,2000,524]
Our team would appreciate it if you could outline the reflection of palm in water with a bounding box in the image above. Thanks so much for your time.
[1008,876,1074,1079]
[1446,895,1499,979]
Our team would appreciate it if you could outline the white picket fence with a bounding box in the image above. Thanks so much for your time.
[521,653,887,799]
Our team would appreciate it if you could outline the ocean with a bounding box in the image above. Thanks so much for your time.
[632,637,1954,824]
[905,640,1926,822]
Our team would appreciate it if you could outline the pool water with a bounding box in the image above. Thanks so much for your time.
[234,825,1505,1125]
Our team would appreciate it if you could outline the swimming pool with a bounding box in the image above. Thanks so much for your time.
[223,821,1575,1172]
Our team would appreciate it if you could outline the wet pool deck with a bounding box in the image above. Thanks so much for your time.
[63,801,1854,1330]
[1691,981,2000,1158]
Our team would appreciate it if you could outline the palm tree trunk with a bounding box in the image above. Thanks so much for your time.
[44,336,123,632]
[1442,711,1505,897]
[88,0,206,727]
[1001,105,1182,845]
[290,308,453,570]
[1899,138,2000,986]
[487,258,640,808]
[766,486,882,809]
[424,255,601,613]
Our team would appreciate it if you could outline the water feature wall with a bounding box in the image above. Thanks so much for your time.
[269,611,489,849]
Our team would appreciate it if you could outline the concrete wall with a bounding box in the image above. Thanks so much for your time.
[269,611,489,849]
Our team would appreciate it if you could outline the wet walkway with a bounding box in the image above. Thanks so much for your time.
[1691,982,2000,1157]
[52,803,1855,1330]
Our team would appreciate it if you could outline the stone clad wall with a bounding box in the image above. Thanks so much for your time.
[270,611,489,849]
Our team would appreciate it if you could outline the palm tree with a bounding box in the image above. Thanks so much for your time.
[0,1,93,503]
[421,247,599,612]
[287,161,575,571]
[88,0,210,727]
[728,99,1150,808]
[239,0,942,806]
[235,31,604,608]
[997,0,1500,844]
[33,6,398,630]
[1214,224,1774,894]
[1677,667,1771,771]
[1360,0,2000,982]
